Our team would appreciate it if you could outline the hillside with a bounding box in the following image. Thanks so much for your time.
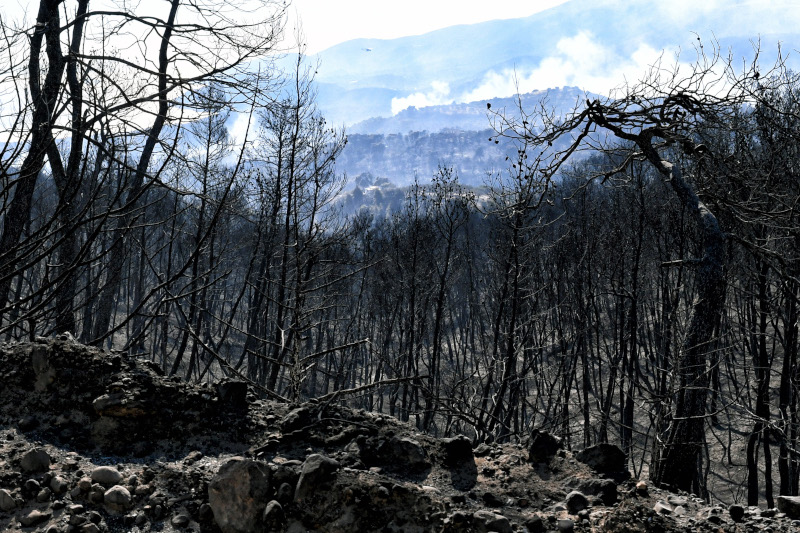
[3,337,800,532]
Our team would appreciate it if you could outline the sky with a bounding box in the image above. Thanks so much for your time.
[287,0,570,53]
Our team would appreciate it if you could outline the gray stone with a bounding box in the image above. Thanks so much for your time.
[528,429,562,463]
[0,488,16,511]
[216,381,248,409]
[524,515,544,533]
[70,514,89,526]
[277,482,293,504]
[654,501,673,515]
[171,513,191,527]
[19,509,52,527]
[295,454,340,502]
[442,435,474,467]
[91,466,124,486]
[262,500,284,528]
[80,523,101,533]
[575,443,628,479]
[482,491,505,507]
[473,510,513,533]
[36,487,52,502]
[20,447,50,472]
[729,504,745,522]
[104,485,132,511]
[208,457,271,533]
[575,478,617,506]
[565,491,589,514]
[778,495,800,519]
[50,475,69,494]
[387,437,428,469]
[556,518,575,532]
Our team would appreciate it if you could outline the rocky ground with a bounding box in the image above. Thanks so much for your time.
[2,336,800,532]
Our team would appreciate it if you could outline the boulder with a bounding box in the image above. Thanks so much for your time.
[104,485,132,511]
[20,448,50,473]
[442,435,474,467]
[19,509,52,527]
[729,504,745,522]
[216,381,248,409]
[208,458,271,533]
[777,495,800,519]
[386,437,428,469]
[91,466,124,486]
[565,491,589,514]
[473,510,513,533]
[528,429,562,464]
[0,488,16,511]
[574,478,617,506]
[575,443,629,480]
[262,500,284,529]
[294,454,340,502]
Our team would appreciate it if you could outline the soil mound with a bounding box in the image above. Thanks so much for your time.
[1,337,796,532]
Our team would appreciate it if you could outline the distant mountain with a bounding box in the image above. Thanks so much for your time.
[310,0,800,127]
[336,87,605,188]
[348,87,588,135]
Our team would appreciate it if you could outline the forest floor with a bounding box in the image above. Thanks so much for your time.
[1,335,798,532]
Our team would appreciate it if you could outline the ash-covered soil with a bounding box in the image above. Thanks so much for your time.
[1,335,799,532]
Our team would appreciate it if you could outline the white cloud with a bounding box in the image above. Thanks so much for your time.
[391,81,454,114]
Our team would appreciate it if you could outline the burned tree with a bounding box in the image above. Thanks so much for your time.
[488,44,779,495]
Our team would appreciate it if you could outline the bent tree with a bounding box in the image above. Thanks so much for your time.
[489,46,778,496]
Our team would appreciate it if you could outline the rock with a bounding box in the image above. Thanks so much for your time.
[295,454,340,502]
[80,523,101,533]
[556,518,575,532]
[184,451,203,465]
[442,435,474,466]
[36,487,52,502]
[528,429,562,463]
[70,514,89,526]
[277,482,293,504]
[654,500,673,514]
[565,491,589,514]
[50,475,69,494]
[635,480,648,495]
[575,443,628,480]
[25,478,41,492]
[778,495,800,518]
[262,500,284,528]
[473,510,513,533]
[208,458,271,533]
[524,515,544,533]
[729,504,745,522]
[20,447,51,472]
[280,406,315,433]
[575,478,617,506]
[482,491,505,507]
[104,485,132,511]
[0,488,16,511]
[387,437,429,469]
[91,466,124,486]
[19,509,52,527]
[666,495,688,507]
[78,477,92,491]
[216,381,248,409]
[171,513,191,527]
